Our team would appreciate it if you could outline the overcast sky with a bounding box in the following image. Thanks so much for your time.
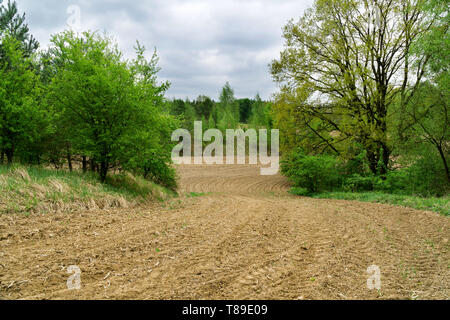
[15,0,313,100]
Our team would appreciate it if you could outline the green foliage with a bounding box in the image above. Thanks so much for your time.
[216,82,240,131]
[312,192,449,216]
[342,175,376,193]
[186,192,209,198]
[193,95,214,120]
[404,152,449,197]
[249,94,271,129]
[166,84,273,137]
[237,98,252,123]
[281,149,340,193]
[271,0,436,175]
[46,31,176,186]
[0,34,47,164]
[283,146,448,198]
[288,187,310,196]
[0,0,38,57]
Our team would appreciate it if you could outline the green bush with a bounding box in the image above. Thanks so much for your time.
[404,155,448,197]
[342,174,376,192]
[341,161,447,197]
[288,187,311,196]
[374,170,409,194]
[281,149,340,193]
[142,154,178,191]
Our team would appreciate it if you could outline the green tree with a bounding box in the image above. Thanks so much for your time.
[237,98,252,123]
[0,0,38,57]
[0,34,43,164]
[391,0,449,184]
[271,0,433,174]
[48,31,174,183]
[193,95,214,120]
[183,101,197,132]
[249,94,268,128]
[217,82,239,130]
[169,99,187,117]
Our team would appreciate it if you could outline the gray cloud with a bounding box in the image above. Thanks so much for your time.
[16,0,313,100]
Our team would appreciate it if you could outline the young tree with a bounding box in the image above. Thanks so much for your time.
[217,82,239,130]
[271,0,433,174]
[193,95,214,120]
[169,99,187,116]
[0,35,42,164]
[249,94,267,128]
[48,31,174,183]
[401,82,449,182]
[398,0,450,182]
[237,98,252,123]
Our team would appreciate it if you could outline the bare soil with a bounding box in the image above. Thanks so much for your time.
[0,162,449,299]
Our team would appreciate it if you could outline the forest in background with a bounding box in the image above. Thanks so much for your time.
[167,82,272,134]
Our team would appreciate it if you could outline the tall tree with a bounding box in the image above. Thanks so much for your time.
[0,0,38,57]
[48,31,174,183]
[193,95,214,120]
[249,94,268,128]
[398,0,449,182]
[400,82,449,182]
[271,0,433,174]
[217,82,240,130]
[237,98,252,123]
[0,34,42,164]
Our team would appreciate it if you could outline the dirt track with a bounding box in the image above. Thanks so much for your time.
[0,163,449,299]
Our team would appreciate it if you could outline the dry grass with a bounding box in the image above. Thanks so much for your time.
[0,165,174,215]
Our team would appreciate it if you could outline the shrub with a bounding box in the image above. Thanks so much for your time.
[374,170,409,194]
[142,155,178,191]
[281,149,340,193]
[288,187,310,196]
[342,174,376,192]
[404,155,448,197]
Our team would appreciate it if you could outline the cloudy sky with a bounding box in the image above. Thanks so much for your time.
[15,0,313,100]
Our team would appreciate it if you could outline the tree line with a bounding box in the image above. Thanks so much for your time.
[0,1,177,188]
[168,82,273,134]
[271,0,448,196]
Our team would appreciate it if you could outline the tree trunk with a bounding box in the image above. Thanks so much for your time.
[367,146,390,176]
[5,148,14,165]
[99,161,108,183]
[437,145,450,184]
[82,156,87,173]
[0,150,4,165]
[367,150,377,175]
[66,143,73,172]
[380,146,390,176]
[90,158,96,172]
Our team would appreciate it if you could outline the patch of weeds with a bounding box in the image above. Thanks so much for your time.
[307,191,449,216]
[186,192,209,198]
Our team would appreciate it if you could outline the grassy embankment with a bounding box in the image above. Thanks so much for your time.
[0,165,175,215]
